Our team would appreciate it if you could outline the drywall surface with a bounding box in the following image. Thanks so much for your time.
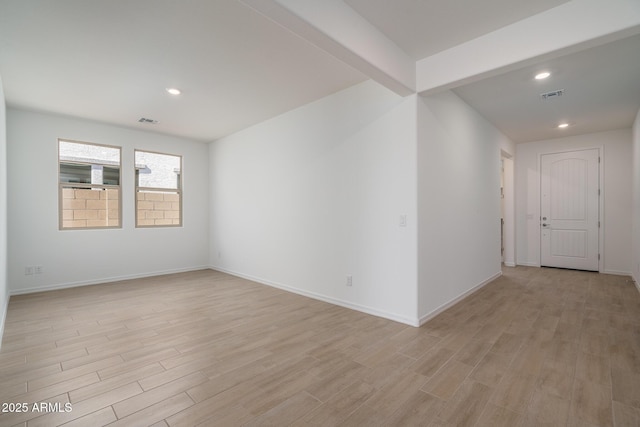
[210,80,419,325]
[516,128,633,274]
[632,110,640,284]
[7,109,210,294]
[0,76,7,348]
[417,90,506,321]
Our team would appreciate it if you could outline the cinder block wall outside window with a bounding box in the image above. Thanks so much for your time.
[61,188,120,228]
[136,191,180,226]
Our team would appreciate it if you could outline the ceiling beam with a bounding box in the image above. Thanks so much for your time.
[241,0,640,99]
[416,0,640,95]
[239,0,416,96]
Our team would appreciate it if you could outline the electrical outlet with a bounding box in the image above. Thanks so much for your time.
[35,266,43,275]
[25,266,34,275]
[346,275,353,287]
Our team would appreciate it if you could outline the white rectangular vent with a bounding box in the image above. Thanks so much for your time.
[541,89,564,100]
[138,117,159,124]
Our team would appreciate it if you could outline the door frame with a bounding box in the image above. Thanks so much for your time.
[538,146,604,272]
[501,151,515,267]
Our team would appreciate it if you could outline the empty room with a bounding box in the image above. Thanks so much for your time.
[1,0,640,426]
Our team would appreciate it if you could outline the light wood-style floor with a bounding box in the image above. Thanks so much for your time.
[0,267,639,426]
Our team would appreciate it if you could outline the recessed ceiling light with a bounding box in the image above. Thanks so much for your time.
[558,123,569,128]
[166,88,181,95]
[535,72,551,80]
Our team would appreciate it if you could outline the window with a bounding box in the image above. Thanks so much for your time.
[59,139,121,229]
[135,150,182,227]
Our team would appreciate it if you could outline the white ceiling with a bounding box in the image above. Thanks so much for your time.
[344,0,570,60]
[0,0,366,141]
[454,34,640,143]
[0,0,638,144]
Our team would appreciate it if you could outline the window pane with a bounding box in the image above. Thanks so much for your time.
[60,163,91,184]
[59,140,120,166]
[136,190,181,226]
[61,186,120,228]
[135,151,181,190]
[135,150,182,227]
[59,163,120,185]
[103,166,120,185]
[59,139,121,230]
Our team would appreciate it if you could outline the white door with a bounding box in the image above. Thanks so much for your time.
[540,149,599,271]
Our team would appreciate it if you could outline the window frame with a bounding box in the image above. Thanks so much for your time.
[134,149,183,228]
[58,138,122,230]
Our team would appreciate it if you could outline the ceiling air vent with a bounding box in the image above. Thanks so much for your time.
[138,117,159,124]
[540,89,564,100]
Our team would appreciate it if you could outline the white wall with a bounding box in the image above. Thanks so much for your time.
[209,80,419,325]
[632,110,640,285]
[516,128,633,274]
[502,156,516,267]
[416,91,510,322]
[7,109,210,294]
[0,76,8,348]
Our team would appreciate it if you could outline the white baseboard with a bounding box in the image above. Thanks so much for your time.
[602,269,633,276]
[418,271,503,326]
[503,261,516,267]
[9,266,211,296]
[210,265,420,327]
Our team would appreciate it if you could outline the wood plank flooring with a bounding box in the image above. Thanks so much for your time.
[0,267,639,426]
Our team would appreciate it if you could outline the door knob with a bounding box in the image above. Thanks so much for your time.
[542,223,549,228]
